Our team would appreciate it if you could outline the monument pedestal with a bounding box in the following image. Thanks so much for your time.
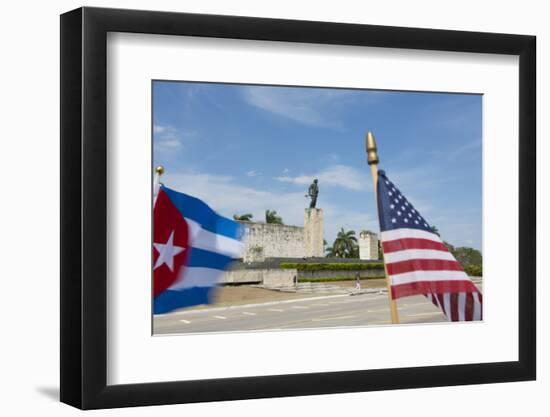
[304,208,324,257]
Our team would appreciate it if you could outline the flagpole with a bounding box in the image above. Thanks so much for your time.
[154,165,164,185]
[154,165,164,201]
[366,132,399,324]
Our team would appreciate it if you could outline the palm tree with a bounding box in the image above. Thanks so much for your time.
[430,225,440,236]
[233,213,253,222]
[328,228,358,258]
[265,209,283,225]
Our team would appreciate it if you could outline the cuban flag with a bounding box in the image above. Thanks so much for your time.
[377,170,482,321]
[153,185,245,314]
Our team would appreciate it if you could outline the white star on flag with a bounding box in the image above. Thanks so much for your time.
[153,230,185,271]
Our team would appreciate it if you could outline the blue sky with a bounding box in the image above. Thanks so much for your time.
[153,81,482,251]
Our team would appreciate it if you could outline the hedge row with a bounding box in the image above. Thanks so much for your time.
[279,262,481,276]
[280,262,384,271]
[299,276,386,283]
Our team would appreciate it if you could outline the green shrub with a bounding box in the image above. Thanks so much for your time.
[280,262,383,271]
[464,264,482,276]
[299,276,386,283]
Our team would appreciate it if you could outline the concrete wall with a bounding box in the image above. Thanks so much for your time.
[359,231,379,260]
[219,267,297,287]
[221,269,264,284]
[240,222,306,263]
[262,269,297,287]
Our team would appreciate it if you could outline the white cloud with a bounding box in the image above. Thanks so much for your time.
[246,170,259,177]
[242,86,352,127]
[154,125,182,149]
[162,139,183,148]
[153,125,199,150]
[163,171,306,227]
[161,170,376,245]
[276,164,368,191]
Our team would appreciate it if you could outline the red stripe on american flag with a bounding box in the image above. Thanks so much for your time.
[391,280,480,299]
[383,238,449,254]
[386,258,464,275]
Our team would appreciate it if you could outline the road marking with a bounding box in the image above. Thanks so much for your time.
[312,315,356,322]
[291,306,308,309]
[242,311,256,316]
[213,315,227,320]
[168,294,349,316]
[268,308,284,312]
[179,319,191,324]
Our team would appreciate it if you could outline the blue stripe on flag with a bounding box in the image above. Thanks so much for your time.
[187,247,235,270]
[154,287,213,314]
[161,185,243,240]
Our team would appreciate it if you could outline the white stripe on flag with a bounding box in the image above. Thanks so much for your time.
[384,249,455,263]
[186,218,245,258]
[169,266,223,290]
[381,228,442,243]
[390,270,470,286]
[443,293,452,322]
[473,292,482,321]
[458,292,466,321]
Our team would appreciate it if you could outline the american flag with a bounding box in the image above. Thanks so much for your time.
[377,170,482,321]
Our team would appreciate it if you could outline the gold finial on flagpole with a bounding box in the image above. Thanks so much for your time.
[366,131,379,165]
[365,131,399,325]
[154,166,165,193]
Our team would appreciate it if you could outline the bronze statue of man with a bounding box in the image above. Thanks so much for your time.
[307,179,319,209]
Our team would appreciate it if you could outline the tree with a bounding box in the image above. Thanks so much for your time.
[443,241,482,272]
[452,246,482,267]
[360,229,375,235]
[327,228,358,258]
[430,225,440,236]
[265,209,283,225]
[233,213,253,222]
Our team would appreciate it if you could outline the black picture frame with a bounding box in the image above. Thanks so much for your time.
[60,6,536,410]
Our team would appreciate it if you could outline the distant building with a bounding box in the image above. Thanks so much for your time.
[358,230,379,260]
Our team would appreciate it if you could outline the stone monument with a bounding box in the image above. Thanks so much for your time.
[307,179,319,209]
[359,230,379,260]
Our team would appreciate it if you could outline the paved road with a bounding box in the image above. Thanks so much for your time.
[154,292,449,335]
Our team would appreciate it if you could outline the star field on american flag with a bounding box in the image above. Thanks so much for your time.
[377,170,431,233]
